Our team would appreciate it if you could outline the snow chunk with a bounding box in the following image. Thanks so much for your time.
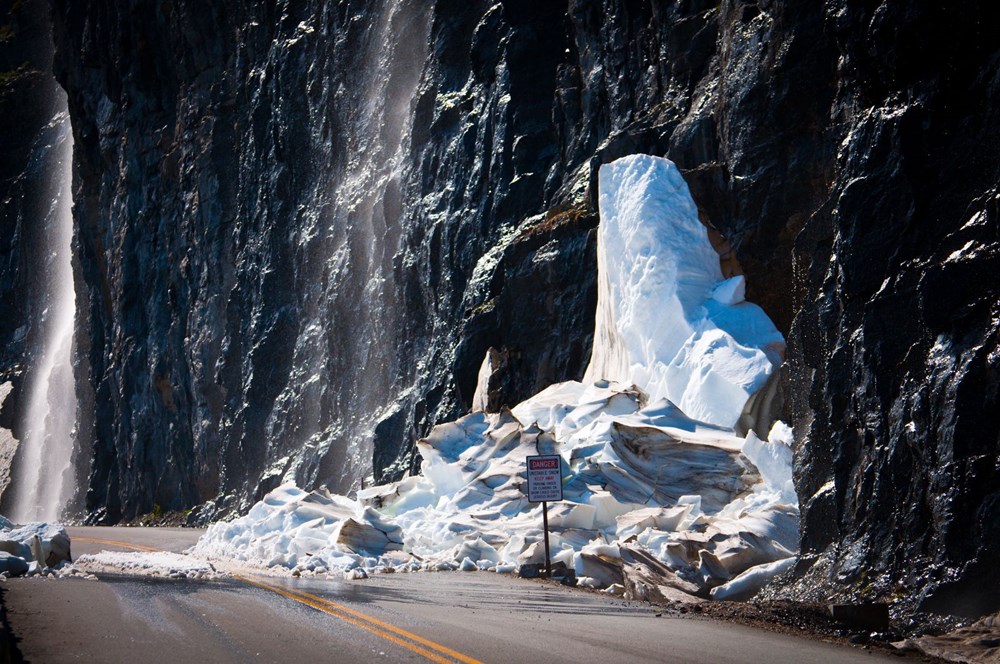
[471,350,497,413]
[584,155,784,427]
[741,421,796,505]
[344,567,369,580]
[193,484,403,576]
[710,276,746,305]
[710,556,796,601]
[75,551,221,580]
[0,518,85,579]
[1,521,71,567]
[0,551,28,576]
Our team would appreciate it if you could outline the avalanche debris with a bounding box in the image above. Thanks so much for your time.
[193,155,798,602]
[0,515,87,579]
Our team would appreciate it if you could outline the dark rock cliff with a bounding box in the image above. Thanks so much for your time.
[1,0,996,618]
[783,3,1000,619]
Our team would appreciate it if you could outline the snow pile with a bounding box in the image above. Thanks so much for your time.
[194,388,797,597]
[584,155,784,428]
[73,551,221,580]
[194,485,408,576]
[0,515,80,578]
[193,155,798,601]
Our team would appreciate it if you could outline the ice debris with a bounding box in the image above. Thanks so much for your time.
[193,155,798,601]
[0,516,82,578]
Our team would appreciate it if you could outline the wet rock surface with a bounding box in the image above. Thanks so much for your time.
[778,2,1000,621]
[0,0,996,623]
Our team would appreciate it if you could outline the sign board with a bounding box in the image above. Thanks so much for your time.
[526,455,563,502]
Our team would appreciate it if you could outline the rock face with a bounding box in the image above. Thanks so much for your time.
[782,4,1000,619]
[1,0,996,617]
[0,0,61,385]
[45,0,604,523]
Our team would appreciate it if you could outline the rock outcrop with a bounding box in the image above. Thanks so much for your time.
[0,0,996,618]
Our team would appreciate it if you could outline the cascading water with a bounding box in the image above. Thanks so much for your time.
[325,0,434,487]
[269,0,434,494]
[10,99,78,523]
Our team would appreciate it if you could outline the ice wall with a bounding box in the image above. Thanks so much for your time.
[584,156,784,427]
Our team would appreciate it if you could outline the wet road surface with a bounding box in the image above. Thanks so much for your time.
[0,527,900,663]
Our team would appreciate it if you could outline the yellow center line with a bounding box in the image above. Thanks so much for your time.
[71,536,483,664]
[74,536,161,553]
[235,574,479,664]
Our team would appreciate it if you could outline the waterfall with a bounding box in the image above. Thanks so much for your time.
[274,0,434,494]
[11,100,78,523]
[323,0,433,486]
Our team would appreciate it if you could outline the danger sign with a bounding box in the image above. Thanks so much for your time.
[526,455,563,502]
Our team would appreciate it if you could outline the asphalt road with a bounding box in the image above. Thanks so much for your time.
[0,527,900,664]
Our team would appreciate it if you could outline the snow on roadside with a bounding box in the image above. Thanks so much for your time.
[73,550,222,580]
[0,514,223,581]
[192,155,799,601]
[0,515,91,579]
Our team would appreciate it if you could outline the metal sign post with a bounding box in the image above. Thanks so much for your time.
[525,455,563,579]
[542,500,551,579]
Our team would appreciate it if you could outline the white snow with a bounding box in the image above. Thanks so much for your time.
[73,551,220,580]
[193,155,798,602]
[584,155,784,428]
[741,421,796,505]
[193,485,405,573]
[471,351,496,414]
[710,276,746,305]
[710,556,796,601]
[0,516,82,578]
